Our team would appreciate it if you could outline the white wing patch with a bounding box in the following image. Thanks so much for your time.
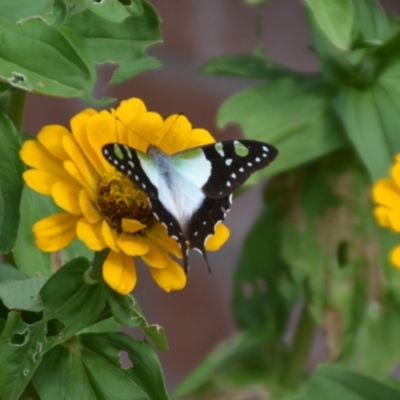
[138,148,210,228]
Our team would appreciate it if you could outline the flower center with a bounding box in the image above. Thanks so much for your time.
[96,171,154,233]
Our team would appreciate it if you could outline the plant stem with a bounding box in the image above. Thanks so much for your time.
[8,88,27,133]
[90,249,110,281]
[280,299,316,390]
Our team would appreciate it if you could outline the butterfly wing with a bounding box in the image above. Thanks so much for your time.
[171,140,278,261]
[102,144,190,271]
[199,140,278,198]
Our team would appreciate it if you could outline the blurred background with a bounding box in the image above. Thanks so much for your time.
[22,0,400,391]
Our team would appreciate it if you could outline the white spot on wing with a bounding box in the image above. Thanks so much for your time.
[262,146,269,152]
[104,149,109,155]
[128,161,134,168]
[239,167,244,172]
[225,158,233,166]
[255,157,261,162]
[215,142,224,157]
[231,173,236,178]
[226,181,231,187]
[247,162,252,167]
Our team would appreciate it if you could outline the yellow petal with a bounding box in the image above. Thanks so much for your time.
[159,114,192,154]
[391,160,400,188]
[117,233,150,256]
[37,125,70,161]
[79,189,101,223]
[116,98,147,126]
[83,111,118,175]
[205,223,230,251]
[374,206,391,228]
[20,140,73,181]
[122,218,146,234]
[33,213,79,252]
[51,181,81,215]
[146,222,181,258]
[76,218,107,251]
[62,135,98,192]
[186,128,215,149]
[372,178,400,207]
[128,112,164,153]
[149,256,186,292]
[141,247,167,269]
[390,245,400,269]
[102,220,119,252]
[103,251,137,294]
[63,160,96,196]
[23,170,72,196]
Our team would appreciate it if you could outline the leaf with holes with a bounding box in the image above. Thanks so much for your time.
[0,311,47,400]
[0,17,100,102]
[32,332,170,400]
[39,257,108,344]
[82,0,144,22]
[107,290,169,351]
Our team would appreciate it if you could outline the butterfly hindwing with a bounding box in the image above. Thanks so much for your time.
[185,195,232,269]
[147,197,190,272]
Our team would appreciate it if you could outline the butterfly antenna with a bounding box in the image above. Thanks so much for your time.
[157,112,184,148]
[115,115,151,146]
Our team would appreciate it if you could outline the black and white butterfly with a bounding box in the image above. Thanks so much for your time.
[102,139,278,272]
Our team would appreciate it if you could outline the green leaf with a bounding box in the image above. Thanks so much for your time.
[33,333,170,400]
[82,0,143,22]
[0,311,47,400]
[334,84,397,181]
[202,54,299,80]
[12,186,55,277]
[107,290,169,351]
[305,0,354,50]
[352,0,392,45]
[233,204,299,331]
[0,277,46,312]
[285,365,400,400]
[174,329,266,398]
[0,109,24,252]
[0,0,53,23]
[40,257,108,343]
[0,257,108,399]
[0,17,98,101]
[65,1,161,85]
[217,77,347,179]
[0,263,28,281]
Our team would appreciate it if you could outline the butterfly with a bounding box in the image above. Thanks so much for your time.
[102,139,278,272]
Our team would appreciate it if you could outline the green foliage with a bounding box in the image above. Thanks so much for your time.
[0,259,170,400]
[0,0,161,103]
[284,365,400,400]
[2,0,400,398]
[0,108,24,252]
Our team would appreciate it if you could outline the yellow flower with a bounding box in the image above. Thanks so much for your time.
[20,98,230,294]
[372,154,400,268]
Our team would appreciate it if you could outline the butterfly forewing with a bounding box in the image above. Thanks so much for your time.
[198,140,278,199]
[102,143,190,270]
